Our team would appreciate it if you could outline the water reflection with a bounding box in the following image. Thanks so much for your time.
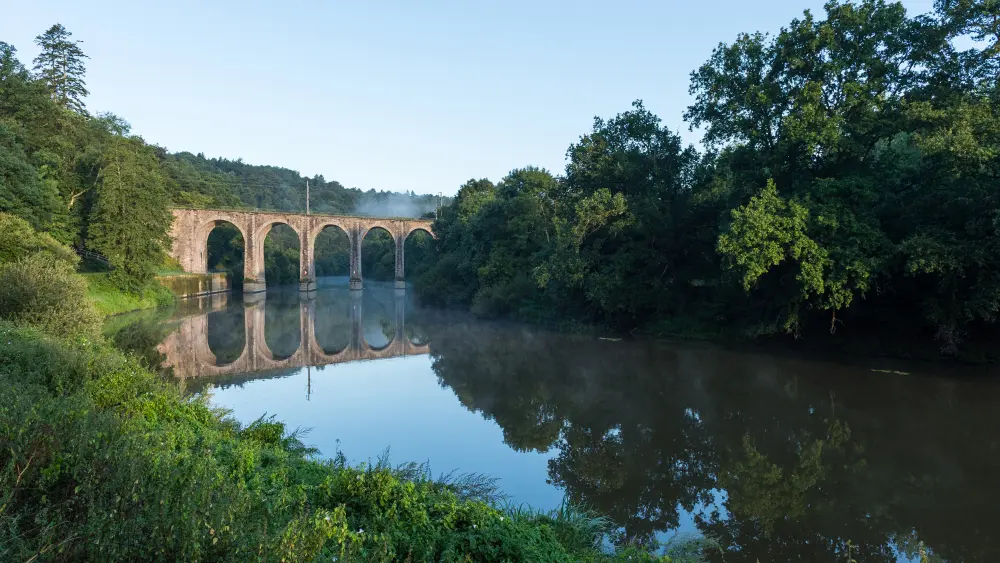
[111,285,1000,562]
[157,287,429,380]
[428,322,1000,562]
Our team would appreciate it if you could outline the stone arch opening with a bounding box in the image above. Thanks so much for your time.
[259,222,301,287]
[204,220,246,289]
[403,228,435,281]
[361,226,396,283]
[313,223,351,286]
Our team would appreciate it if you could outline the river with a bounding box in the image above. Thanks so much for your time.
[106,281,1000,562]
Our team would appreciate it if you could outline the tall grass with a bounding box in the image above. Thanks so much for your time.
[84,272,175,316]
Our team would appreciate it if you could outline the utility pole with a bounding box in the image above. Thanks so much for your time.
[307,365,311,401]
[306,180,310,215]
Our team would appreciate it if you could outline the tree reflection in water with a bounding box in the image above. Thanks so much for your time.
[427,321,1000,562]
[106,288,1000,562]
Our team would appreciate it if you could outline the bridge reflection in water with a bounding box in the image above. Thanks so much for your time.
[158,289,430,380]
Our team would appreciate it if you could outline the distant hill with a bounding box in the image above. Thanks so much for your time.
[160,151,446,218]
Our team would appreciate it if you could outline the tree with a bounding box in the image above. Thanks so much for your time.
[32,24,89,113]
[88,136,172,292]
[0,123,61,229]
[935,0,1000,56]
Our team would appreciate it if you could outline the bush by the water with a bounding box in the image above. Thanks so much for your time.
[0,322,675,562]
[0,212,78,266]
[0,255,101,337]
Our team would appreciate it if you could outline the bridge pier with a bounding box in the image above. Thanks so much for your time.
[349,224,364,290]
[394,228,406,289]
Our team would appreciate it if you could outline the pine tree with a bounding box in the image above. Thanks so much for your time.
[32,24,89,113]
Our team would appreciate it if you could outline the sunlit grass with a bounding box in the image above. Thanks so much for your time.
[83,273,174,317]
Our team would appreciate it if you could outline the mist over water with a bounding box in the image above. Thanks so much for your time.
[352,192,443,218]
[113,285,1000,562]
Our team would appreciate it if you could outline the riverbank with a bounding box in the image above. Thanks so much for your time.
[84,273,176,317]
[0,320,676,561]
[640,312,1000,365]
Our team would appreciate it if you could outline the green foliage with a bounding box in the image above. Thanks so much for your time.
[32,23,89,113]
[362,227,396,282]
[262,223,301,285]
[161,151,445,218]
[0,123,60,228]
[0,323,675,561]
[3,25,441,300]
[315,226,350,277]
[0,255,100,337]
[420,0,1000,355]
[206,222,245,285]
[84,273,175,317]
[0,211,77,265]
[0,213,100,337]
[88,135,173,292]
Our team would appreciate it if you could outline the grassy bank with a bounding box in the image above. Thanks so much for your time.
[0,321,680,562]
[84,272,175,317]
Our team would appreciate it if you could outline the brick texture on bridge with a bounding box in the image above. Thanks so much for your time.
[167,209,435,291]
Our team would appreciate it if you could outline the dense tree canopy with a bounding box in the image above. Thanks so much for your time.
[88,135,173,292]
[417,0,1000,358]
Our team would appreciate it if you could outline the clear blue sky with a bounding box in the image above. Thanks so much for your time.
[3,0,935,195]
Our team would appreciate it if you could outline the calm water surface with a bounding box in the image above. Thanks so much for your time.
[111,281,1000,562]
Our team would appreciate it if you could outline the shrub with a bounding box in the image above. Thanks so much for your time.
[0,212,78,266]
[0,255,100,337]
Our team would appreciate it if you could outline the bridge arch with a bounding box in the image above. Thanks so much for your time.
[406,225,435,239]
[360,226,396,284]
[250,221,302,287]
[192,217,249,274]
[402,228,435,282]
[311,221,352,281]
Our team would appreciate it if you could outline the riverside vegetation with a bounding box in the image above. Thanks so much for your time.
[0,1,998,560]
[413,1,1000,361]
[6,3,1000,359]
[0,322,684,561]
[0,220,685,560]
[0,25,682,561]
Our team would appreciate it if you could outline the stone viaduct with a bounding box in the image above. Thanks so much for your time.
[158,291,430,380]
[167,209,435,292]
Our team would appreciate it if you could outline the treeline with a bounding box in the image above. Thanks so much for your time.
[1,24,443,293]
[415,0,1000,358]
[165,150,444,218]
[0,25,171,291]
